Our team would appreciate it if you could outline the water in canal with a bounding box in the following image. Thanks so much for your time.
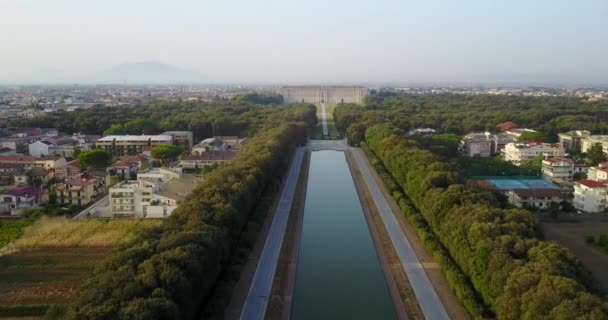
[291,150,397,320]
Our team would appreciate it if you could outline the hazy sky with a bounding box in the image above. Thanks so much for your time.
[1,0,607,84]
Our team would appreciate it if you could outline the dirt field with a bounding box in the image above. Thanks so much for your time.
[0,247,111,318]
[542,221,608,291]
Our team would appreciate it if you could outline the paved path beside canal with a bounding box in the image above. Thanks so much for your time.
[351,148,450,320]
[240,148,304,320]
[320,103,329,136]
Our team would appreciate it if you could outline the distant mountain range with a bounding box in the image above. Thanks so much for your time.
[93,61,209,84]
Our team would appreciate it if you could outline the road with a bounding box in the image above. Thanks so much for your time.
[240,148,304,320]
[351,148,450,320]
[320,103,329,136]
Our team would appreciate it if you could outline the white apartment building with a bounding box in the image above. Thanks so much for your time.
[581,135,608,154]
[558,130,591,152]
[109,168,198,218]
[587,162,608,182]
[573,180,608,213]
[507,189,562,209]
[541,157,587,182]
[503,142,565,166]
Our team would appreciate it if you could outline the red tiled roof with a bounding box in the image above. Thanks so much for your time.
[64,160,80,168]
[577,180,607,188]
[5,185,42,198]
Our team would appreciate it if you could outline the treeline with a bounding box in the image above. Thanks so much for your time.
[231,92,284,104]
[11,99,314,140]
[335,93,608,145]
[51,106,314,319]
[364,124,607,319]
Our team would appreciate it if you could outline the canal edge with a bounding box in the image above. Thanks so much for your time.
[345,149,413,320]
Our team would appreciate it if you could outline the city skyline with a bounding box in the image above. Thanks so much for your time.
[1,0,607,85]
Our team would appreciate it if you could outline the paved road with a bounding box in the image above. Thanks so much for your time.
[320,103,329,136]
[240,148,304,320]
[72,194,110,219]
[352,148,450,320]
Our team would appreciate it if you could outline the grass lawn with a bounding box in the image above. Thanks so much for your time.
[310,104,342,140]
[0,220,33,249]
[0,217,162,318]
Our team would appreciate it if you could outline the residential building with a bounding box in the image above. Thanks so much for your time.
[541,157,587,182]
[109,168,199,218]
[191,136,246,155]
[459,132,498,157]
[558,130,591,152]
[95,135,173,156]
[573,180,608,213]
[0,163,22,185]
[0,155,66,170]
[0,185,45,215]
[503,142,565,166]
[582,135,608,154]
[55,173,105,206]
[179,150,236,169]
[109,154,150,178]
[587,162,608,182]
[407,128,436,136]
[28,136,90,158]
[55,160,81,180]
[472,177,562,208]
[161,131,193,149]
[507,189,562,209]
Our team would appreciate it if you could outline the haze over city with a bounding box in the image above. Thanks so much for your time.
[1,0,607,85]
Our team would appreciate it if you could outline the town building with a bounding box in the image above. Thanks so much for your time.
[582,135,608,154]
[503,142,565,166]
[179,150,236,169]
[472,177,562,209]
[276,86,369,104]
[558,130,591,152]
[55,173,105,206]
[161,131,193,150]
[506,189,562,209]
[95,135,173,156]
[55,160,81,180]
[573,180,608,213]
[109,168,199,218]
[459,132,497,157]
[192,136,246,155]
[109,154,150,178]
[541,157,587,182]
[28,135,91,158]
[0,155,66,170]
[0,185,45,215]
[587,162,608,182]
[407,128,436,136]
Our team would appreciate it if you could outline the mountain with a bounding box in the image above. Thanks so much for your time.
[94,61,209,84]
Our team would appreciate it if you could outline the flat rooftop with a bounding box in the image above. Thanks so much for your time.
[97,135,173,142]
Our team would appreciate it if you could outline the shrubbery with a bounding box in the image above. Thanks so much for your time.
[364,124,607,319]
[57,106,314,319]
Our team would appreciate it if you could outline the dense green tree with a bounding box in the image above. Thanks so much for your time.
[517,131,547,142]
[586,143,607,166]
[151,145,183,165]
[78,149,111,169]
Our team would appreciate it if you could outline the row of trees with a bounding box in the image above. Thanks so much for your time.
[363,123,606,319]
[335,93,608,145]
[51,105,315,319]
[11,99,314,141]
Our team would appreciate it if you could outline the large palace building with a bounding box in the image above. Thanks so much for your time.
[276,86,369,104]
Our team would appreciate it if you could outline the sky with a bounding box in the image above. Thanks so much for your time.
[1,0,607,85]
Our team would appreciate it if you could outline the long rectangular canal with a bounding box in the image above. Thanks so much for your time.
[291,150,397,319]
